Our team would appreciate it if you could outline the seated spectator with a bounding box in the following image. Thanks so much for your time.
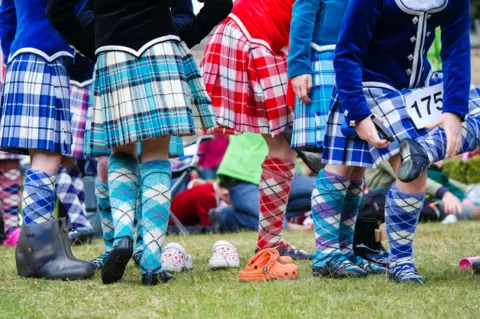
[169,181,230,227]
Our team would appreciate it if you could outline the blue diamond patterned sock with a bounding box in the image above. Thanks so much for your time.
[311,170,350,267]
[108,153,138,246]
[22,169,56,225]
[134,179,144,256]
[91,180,114,268]
[56,166,92,229]
[339,179,364,258]
[386,183,425,267]
[139,160,171,275]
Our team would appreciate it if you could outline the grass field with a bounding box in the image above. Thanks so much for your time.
[0,222,480,318]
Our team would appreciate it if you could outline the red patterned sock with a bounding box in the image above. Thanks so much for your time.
[257,156,295,250]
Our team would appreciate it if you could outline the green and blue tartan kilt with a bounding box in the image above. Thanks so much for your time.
[84,37,216,157]
[0,54,72,155]
[291,46,335,151]
[322,73,480,168]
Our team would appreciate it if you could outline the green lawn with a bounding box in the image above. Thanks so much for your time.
[1,222,480,318]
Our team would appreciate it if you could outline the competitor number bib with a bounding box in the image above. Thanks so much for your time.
[405,83,443,129]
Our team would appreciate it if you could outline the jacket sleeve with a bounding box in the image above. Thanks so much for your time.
[440,0,471,120]
[333,0,382,124]
[0,0,17,60]
[287,0,322,79]
[177,0,233,49]
[171,0,195,29]
[46,0,96,60]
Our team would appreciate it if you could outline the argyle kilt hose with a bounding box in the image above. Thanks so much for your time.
[0,54,72,155]
[202,18,293,135]
[85,37,216,156]
[256,156,295,250]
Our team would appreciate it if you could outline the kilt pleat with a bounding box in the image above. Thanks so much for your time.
[0,54,72,155]
[202,18,292,135]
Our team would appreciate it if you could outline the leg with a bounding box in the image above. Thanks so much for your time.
[1,159,22,246]
[90,156,114,270]
[55,165,92,230]
[101,144,138,284]
[17,150,93,280]
[386,155,426,284]
[399,116,480,182]
[139,136,173,286]
[338,167,386,274]
[285,175,315,219]
[23,151,61,225]
[311,164,367,278]
[257,134,312,259]
[62,157,87,215]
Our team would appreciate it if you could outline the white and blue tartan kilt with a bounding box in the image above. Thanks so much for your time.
[85,37,216,157]
[291,47,335,150]
[322,80,480,168]
[0,54,72,155]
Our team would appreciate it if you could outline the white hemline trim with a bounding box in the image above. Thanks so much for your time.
[363,81,399,92]
[228,14,273,53]
[311,43,336,52]
[8,48,74,64]
[95,35,181,56]
[70,79,93,88]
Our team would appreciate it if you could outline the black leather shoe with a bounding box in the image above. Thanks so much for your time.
[398,139,429,183]
[16,219,94,280]
[312,258,368,278]
[101,237,133,284]
[141,271,173,286]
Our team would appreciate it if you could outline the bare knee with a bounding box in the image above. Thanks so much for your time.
[97,156,109,183]
[30,150,62,175]
[262,134,297,162]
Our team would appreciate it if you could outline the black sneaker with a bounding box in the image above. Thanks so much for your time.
[312,257,368,278]
[398,139,429,183]
[388,262,424,285]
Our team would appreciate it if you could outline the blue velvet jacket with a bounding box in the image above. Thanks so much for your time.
[334,0,471,124]
[0,0,87,63]
[288,0,349,79]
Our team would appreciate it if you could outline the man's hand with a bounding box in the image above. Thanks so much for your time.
[425,113,462,159]
[291,74,312,104]
[442,191,462,215]
[355,116,389,149]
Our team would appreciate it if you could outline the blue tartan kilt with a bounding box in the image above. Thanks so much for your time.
[322,73,480,168]
[84,37,216,157]
[291,46,335,150]
[0,54,72,155]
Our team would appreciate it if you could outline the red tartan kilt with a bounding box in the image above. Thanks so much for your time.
[201,18,292,136]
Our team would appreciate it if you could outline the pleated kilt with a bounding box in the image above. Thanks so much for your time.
[67,81,91,159]
[0,54,72,155]
[291,45,335,150]
[85,36,216,157]
[202,16,292,135]
[322,73,480,168]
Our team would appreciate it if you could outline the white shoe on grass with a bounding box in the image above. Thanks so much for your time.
[161,243,193,273]
[208,240,240,269]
